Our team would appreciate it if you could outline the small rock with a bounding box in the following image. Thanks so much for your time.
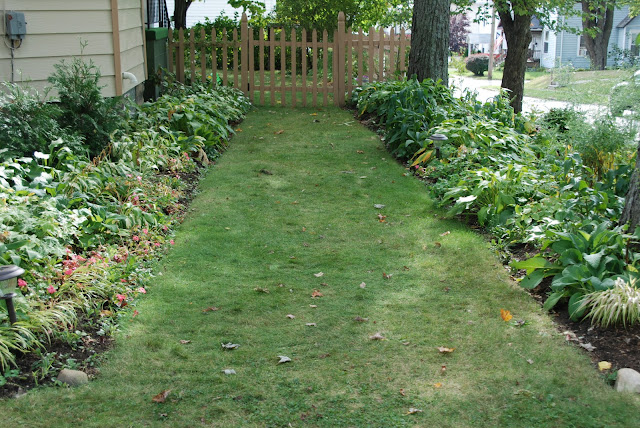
[57,369,88,386]
[615,368,640,393]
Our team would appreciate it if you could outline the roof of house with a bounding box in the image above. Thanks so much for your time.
[617,14,636,28]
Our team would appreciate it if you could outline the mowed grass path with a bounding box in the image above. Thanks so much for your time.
[3,106,640,426]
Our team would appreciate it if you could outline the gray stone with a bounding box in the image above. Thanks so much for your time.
[615,368,640,393]
[57,369,89,386]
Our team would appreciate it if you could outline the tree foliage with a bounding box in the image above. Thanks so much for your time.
[450,13,470,53]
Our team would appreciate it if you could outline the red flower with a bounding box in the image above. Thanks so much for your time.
[47,285,56,294]
[137,287,146,294]
[133,235,140,242]
[17,278,27,288]
[116,294,126,302]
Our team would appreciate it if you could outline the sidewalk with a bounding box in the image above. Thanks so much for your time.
[450,75,606,117]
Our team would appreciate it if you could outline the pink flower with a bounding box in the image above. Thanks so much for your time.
[126,174,133,178]
[133,195,139,202]
[47,285,56,294]
[170,239,175,245]
[154,242,161,247]
[137,287,146,294]
[162,225,168,231]
[17,278,27,288]
[120,279,127,283]
[142,228,148,235]
[116,294,126,302]
[132,310,139,317]
[133,235,140,242]
[137,176,142,182]
[64,268,74,276]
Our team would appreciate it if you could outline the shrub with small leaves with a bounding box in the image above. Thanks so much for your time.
[465,54,489,76]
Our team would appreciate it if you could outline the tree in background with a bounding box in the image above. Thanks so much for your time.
[173,0,196,29]
[449,13,470,54]
[408,0,450,84]
[579,1,616,70]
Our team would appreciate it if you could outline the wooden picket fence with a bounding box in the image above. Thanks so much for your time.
[168,12,410,107]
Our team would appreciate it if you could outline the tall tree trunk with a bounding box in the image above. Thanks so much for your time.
[174,0,193,29]
[497,7,531,114]
[407,0,450,85]
[581,1,615,70]
[621,143,640,231]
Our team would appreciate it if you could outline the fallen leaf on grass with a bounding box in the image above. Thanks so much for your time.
[500,309,513,322]
[314,272,324,277]
[320,282,328,286]
[277,355,292,364]
[311,290,323,298]
[440,365,447,375]
[437,347,455,354]
[275,129,284,134]
[359,282,366,289]
[433,383,443,388]
[403,266,410,271]
[221,342,240,350]
[399,388,406,396]
[526,359,534,365]
[222,369,236,375]
[306,323,317,327]
[319,353,331,358]
[309,304,318,308]
[286,314,296,319]
[202,306,219,313]
[377,214,387,222]
[374,204,386,209]
[132,310,139,317]
[357,150,364,154]
[382,272,392,280]
[369,332,386,340]
[254,287,270,293]
[407,408,423,414]
[353,316,369,322]
[598,361,612,371]
[152,389,171,403]
[434,242,442,248]
[179,340,191,345]
[440,231,451,236]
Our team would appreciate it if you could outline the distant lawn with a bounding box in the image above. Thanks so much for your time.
[524,69,633,105]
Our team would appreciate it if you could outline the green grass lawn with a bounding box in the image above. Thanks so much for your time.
[2,106,639,426]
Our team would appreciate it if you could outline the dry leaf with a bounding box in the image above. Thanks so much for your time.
[399,388,406,396]
[357,150,364,154]
[440,364,447,375]
[320,282,328,286]
[598,361,612,371]
[100,310,112,317]
[254,287,270,293]
[407,408,423,414]
[275,129,284,134]
[306,323,317,327]
[377,214,387,222]
[286,314,296,319]
[179,340,191,345]
[580,342,596,352]
[319,353,330,358]
[374,204,386,209]
[222,369,236,375]
[440,231,451,236]
[302,227,307,232]
[277,355,292,364]
[221,342,240,350]
[202,306,219,313]
[311,290,323,298]
[359,282,367,288]
[132,310,139,317]
[309,304,318,308]
[526,359,534,365]
[500,309,513,322]
[314,272,324,277]
[152,389,171,403]
[433,382,443,388]
[437,346,455,354]
[369,332,385,340]
[382,272,392,279]
[434,242,442,248]
[310,113,317,116]
[353,316,369,322]
[403,266,410,271]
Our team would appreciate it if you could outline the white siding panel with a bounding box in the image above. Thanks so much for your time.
[119,6,143,31]
[0,34,113,59]
[16,11,113,34]
[121,46,144,72]
[1,55,115,82]
[2,0,111,11]
[119,27,143,52]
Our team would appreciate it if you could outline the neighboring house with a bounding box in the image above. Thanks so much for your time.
[0,0,150,99]
[540,4,639,69]
[164,0,277,28]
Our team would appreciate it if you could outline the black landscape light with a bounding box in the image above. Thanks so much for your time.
[0,265,25,325]
[429,133,448,159]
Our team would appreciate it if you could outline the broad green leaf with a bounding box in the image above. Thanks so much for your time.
[511,256,554,274]
[519,269,546,289]
[543,291,565,311]
[568,292,587,321]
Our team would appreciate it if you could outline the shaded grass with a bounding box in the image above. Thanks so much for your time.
[2,106,640,426]
[524,69,632,105]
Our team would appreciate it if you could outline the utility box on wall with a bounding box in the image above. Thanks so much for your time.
[5,11,27,40]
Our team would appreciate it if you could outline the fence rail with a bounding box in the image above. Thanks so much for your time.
[168,12,411,107]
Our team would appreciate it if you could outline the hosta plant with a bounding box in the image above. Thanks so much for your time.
[579,277,640,328]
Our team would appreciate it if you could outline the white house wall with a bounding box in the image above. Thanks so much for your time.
[165,0,276,28]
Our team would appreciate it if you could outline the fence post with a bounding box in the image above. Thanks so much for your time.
[336,12,346,106]
[240,13,249,96]
[177,28,185,83]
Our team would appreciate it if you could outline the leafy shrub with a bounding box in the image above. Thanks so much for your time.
[0,84,82,160]
[465,54,489,76]
[450,55,467,74]
[48,57,128,157]
[610,72,640,117]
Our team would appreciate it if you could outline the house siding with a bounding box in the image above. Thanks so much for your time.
[0,0,145,97]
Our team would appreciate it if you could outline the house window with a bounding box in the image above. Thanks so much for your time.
[578,35,587,57]
[630,31,640,56]
[543,31,549,54]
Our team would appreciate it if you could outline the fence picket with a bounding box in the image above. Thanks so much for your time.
[233,28,239,89]
[312,29,318,107]
[241,14,249,96]
[378,28,384,81]
[222,28,228,86]
[211,27,217,88]
[400,28,407,76]
[358,29,364,86]
[177,28,185,83]
[168,28,174,74]
[200,28,206,83]
[291,28,297,107]
[269,27,275,105]
[389,27,395,79]
[346,26,352,100]
[259,27,265,105]
[301,29,307,107]
[189,29,196,82]
[280,29,286,105]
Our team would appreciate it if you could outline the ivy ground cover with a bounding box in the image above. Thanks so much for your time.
[2,107,639,426]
